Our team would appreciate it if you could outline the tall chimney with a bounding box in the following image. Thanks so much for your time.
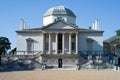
[20,19,24,30]
[92,22,95,29]
[23,21,26,29]
[95,19,99,30]
[92,19,99,30]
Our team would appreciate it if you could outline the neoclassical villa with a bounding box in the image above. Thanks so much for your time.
[14,5,120,70]
[16,6,104,69]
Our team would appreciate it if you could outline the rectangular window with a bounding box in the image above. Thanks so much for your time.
[72,59,76,63]
[45,42,49,50]
[87,42,93,54]
[117,46,120,55]
[27,40,33,53]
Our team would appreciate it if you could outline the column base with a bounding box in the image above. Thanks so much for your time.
[69,52,71,54]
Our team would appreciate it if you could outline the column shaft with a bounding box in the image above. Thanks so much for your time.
[49,33,51,54]
[56,33,58,54]
[62,33,65,54]
[43,33,44,53]
[76,33,78,54]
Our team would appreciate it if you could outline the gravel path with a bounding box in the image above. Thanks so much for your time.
[0,70,120,80]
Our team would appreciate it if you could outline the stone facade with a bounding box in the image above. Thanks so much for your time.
[16,6,104,69]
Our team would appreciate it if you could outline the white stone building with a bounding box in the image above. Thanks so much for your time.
[16,6,103,69]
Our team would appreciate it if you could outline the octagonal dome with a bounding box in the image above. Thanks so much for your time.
[43,6,76,17]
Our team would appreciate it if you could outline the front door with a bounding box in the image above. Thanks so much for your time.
[118,58,120,66]
[58,59,62,68]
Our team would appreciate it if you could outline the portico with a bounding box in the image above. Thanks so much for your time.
[43,32,78,55]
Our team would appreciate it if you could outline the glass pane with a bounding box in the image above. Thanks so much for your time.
[27,40,33,52]
[87,42,93,53]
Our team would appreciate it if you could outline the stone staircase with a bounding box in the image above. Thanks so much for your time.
[1,51,43,71]
[78,51,115,69]
[16,51,42,60]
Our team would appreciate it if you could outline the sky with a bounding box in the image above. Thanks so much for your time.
[0,0,120,49]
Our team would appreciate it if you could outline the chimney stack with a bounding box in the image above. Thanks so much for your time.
[23,21,26,29]
[20,19,26,30]
[92,19,99,30]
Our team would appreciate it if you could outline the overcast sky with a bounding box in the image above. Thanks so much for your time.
[0,0,120,49]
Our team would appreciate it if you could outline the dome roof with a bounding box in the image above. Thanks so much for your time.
[43,6,76,17]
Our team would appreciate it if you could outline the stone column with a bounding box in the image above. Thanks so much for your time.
[76,33,78,54]
[62,33,65,54]
[49,33,51,54]
[56,33,58,54]
[69,33,71,54]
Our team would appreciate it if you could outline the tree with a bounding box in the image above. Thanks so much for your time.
[0,37,11,68]
[116,29,120,36]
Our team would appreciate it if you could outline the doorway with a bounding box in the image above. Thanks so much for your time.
[58,59,62,68]
[58,34,62,53]
[116,45,120,55]
[118,58,120,65]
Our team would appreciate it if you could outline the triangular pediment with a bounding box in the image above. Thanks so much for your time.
[42,21,78,30]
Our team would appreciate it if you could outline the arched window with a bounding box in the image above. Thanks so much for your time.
[54,17,65,22]
[26,38,34,53]
[57,17,62,20]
